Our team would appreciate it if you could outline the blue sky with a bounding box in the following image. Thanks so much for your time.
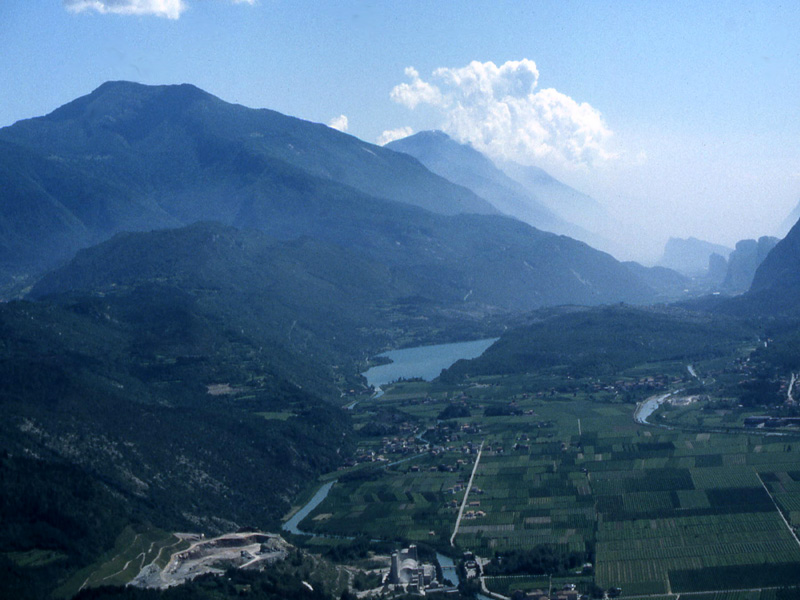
[2,1,799,261]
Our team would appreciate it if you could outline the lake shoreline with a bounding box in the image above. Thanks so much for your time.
[362,337,499,389]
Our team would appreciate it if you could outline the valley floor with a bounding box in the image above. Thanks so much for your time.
[290,354,800,600]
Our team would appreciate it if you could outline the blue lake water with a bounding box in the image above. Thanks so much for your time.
[362,338,498,389]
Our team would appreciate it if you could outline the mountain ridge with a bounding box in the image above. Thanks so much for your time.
[0,81,658,310]
[0,81,497,287]
[386,130,614,250]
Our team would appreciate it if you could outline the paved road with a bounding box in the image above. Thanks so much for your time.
[450,440,484,546]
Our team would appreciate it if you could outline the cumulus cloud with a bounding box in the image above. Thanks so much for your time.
[390,67,446,109]
[64,0,187,18]
[377,126,414,146]
[390,59,615,167]
[327,115,349,132]
[64,0,254,19]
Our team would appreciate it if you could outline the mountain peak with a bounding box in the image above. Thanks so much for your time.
[388,130,477,159]
[413,130,453,142]
[44,80,218,124]
[86,80,213,102]
[387,130,619,251]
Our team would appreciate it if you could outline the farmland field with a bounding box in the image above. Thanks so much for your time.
[299,355,800,597]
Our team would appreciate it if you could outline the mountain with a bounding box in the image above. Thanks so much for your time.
[31,223,402,387]
[28,221,510,374]
[440,305,754,381]
[658,237,733,276]
[742,219,800,313]
[31,214,656,331]
[777,200,800,238]
[707,252,729,286]
[497,158,615,239]
[0,82,657,309]
[721,236,779,294]
[386,131,562,229]
[623,236,778,301]
[622,261,692,301]
[0,288,353,598]
[386,130,613,250]
[0,81,496,288]
[705,219,800,316]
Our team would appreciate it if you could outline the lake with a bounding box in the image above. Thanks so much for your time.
[362,338,498,389]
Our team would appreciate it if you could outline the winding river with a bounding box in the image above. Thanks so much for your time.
[634,391,677,425]
[282,481,336,535]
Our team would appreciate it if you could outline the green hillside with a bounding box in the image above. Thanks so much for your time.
[0,277,355,597]
[442,305,755,379]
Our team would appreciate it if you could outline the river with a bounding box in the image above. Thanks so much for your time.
[436,552,493,600]
[282,480,335,535]
[437,552,459,584]
[363,337,498,389]
[634,391,676,425]
[288,338,500,580]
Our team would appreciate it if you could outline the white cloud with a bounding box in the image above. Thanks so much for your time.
[377,126,413,146]
[390,59,615,167]
[64,0,187,18]
[64,0,254,19]
[327,114,349,132]
[390,67,445,109]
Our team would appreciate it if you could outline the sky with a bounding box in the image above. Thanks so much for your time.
[2,0,799,262]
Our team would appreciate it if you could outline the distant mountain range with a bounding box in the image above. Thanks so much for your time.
[658,237,733,276]
[497,158,615,237]
[777,199,800,238]
[0,81,657,309]
[719,236,779,293]
[652,235,779,297]
[386,130,615,251]
[622,262,692,300]
[0,82,494,286]
[742,219,800,313]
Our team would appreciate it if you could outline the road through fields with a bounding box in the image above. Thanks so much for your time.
[451,440,485,546]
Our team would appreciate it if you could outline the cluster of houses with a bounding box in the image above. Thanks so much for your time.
[426,421,483,445]
[462,508,487,520]
[586,374,680,398]
[349,426,489,469]
[347,431,428,467]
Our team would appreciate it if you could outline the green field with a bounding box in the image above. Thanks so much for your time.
[301,358,800,597]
